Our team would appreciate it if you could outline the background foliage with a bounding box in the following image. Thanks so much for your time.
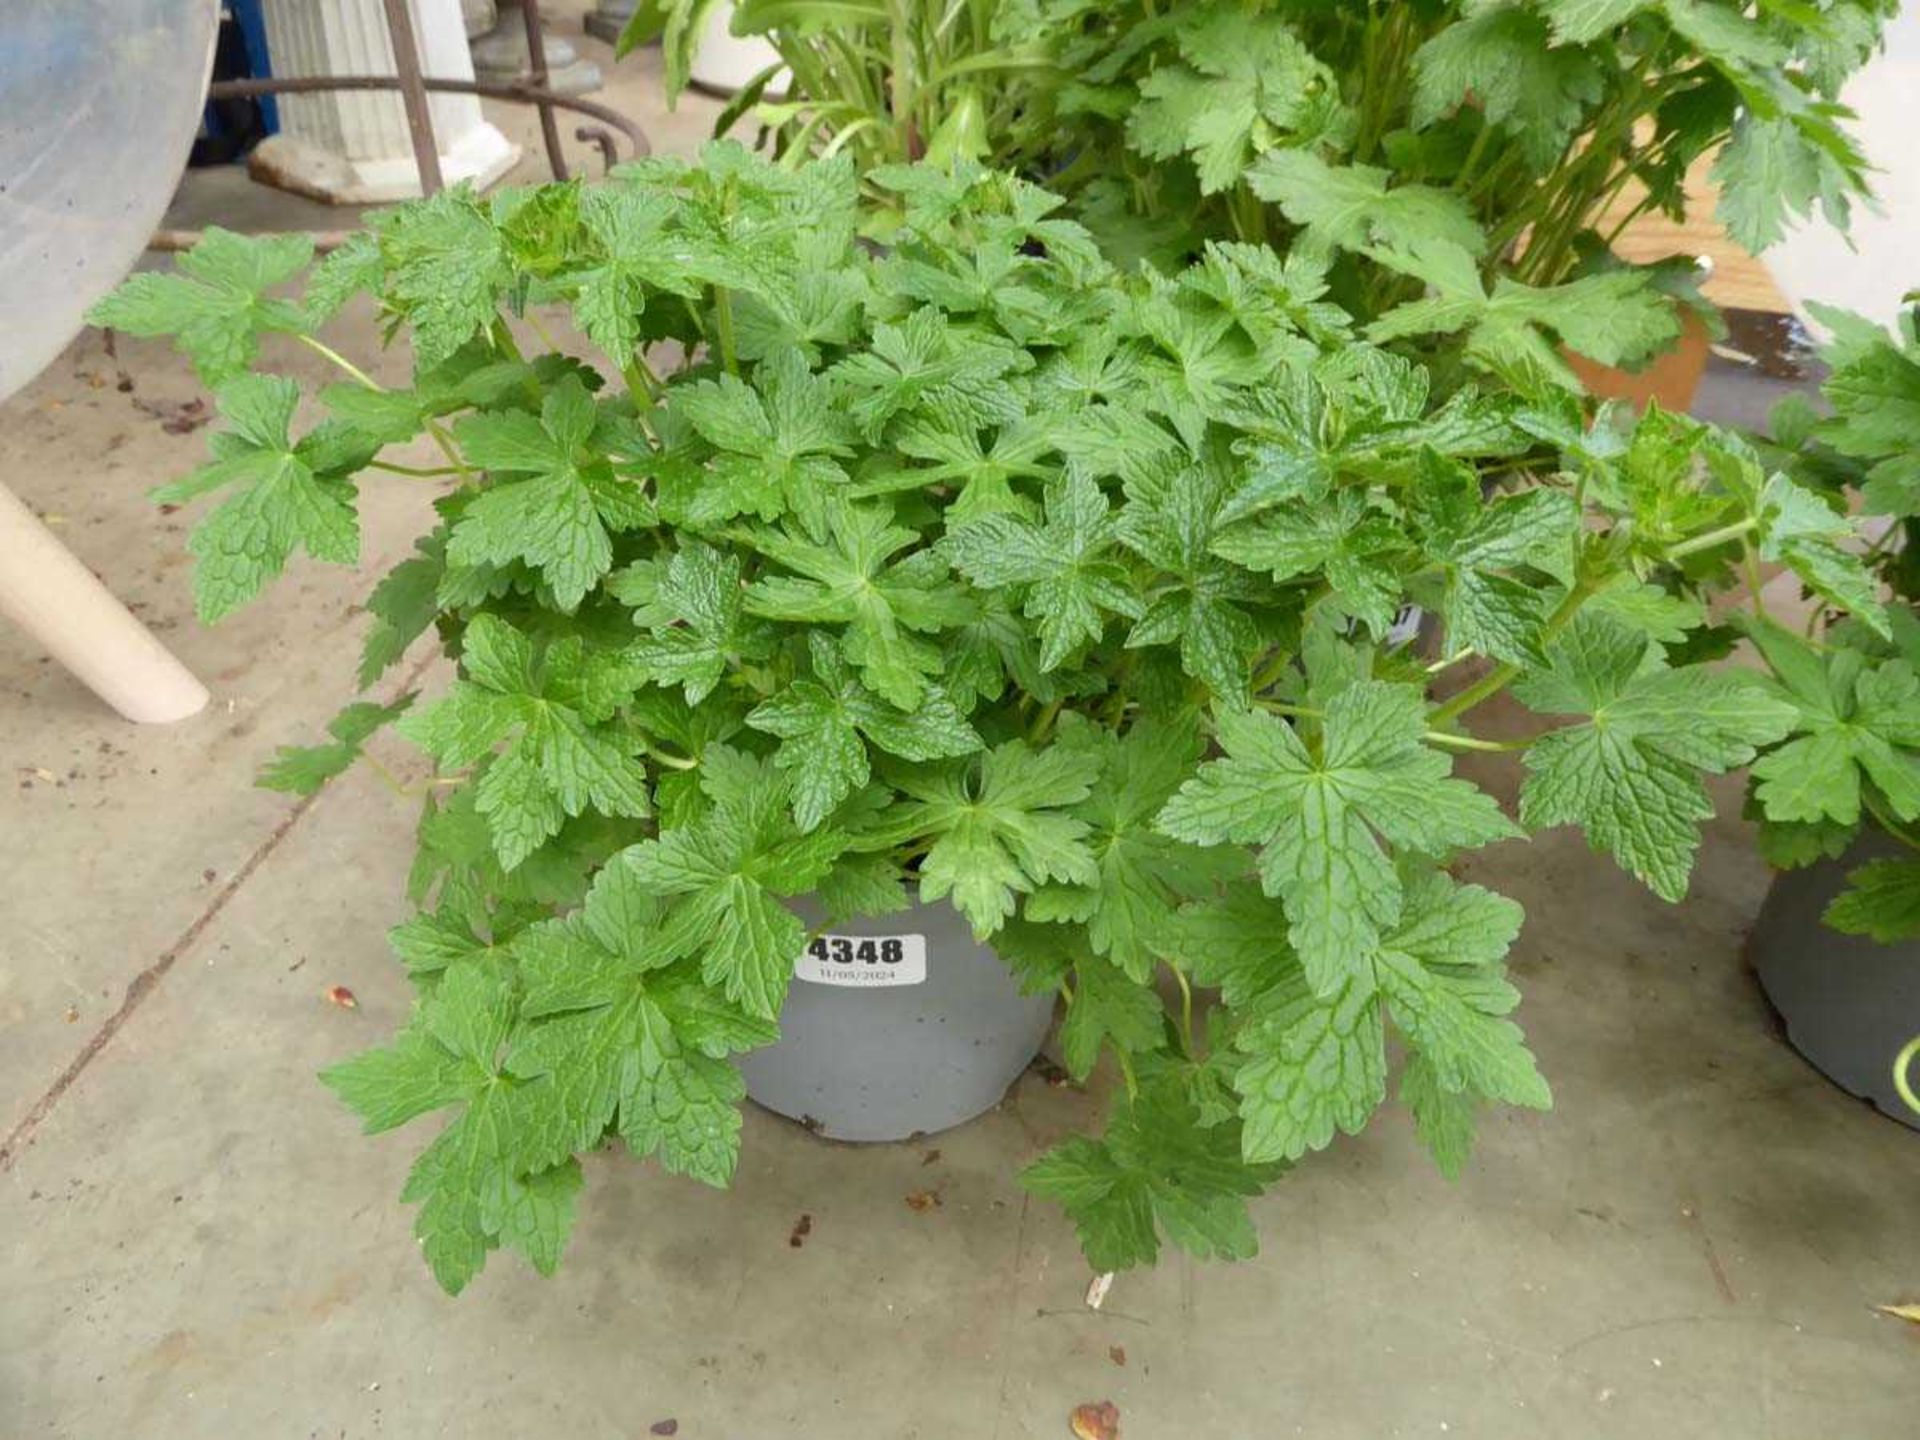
[630,0,1891,360]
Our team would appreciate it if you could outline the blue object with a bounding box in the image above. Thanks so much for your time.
[227,0,278,133]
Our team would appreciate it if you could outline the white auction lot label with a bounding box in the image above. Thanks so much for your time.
[794,932,927,987]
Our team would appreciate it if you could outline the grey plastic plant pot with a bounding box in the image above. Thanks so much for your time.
[1751,832,1920,1132]
[738,895,1056,1142]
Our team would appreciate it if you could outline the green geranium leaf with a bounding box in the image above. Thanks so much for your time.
[883,740,1102,939]
[1371,245,1680,395]
[397,615,651,871]
[613,541,759,705]
[944,471,1144,671]
[747,633,982,831]
[746,501,973,709]
[1158,683,1519,992]
[1411,7,1603,169]
[1126,9,1347,195]
[449,376,647,610]
[1022,1076,1278,1272]
[87,227,311,385]
[1825,858,1920,943]
[1745,619,1920,829]
[619,750,844,1018]
[151,375,365,621]
[321,963,579,1294]
[259,695,415,795]
[508,861,772,1184]
[1248,150,1486,266]
[1518,614,1798,900]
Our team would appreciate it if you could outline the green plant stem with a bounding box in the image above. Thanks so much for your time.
[622,353,660,405]
[424,429,473,483]
[1228,185,1266,244]
[296,332,471,480]
[890,0,916,160]
[1027,696,1064,743]
[1666,516,1759,559]
[1171,963,1195,1058]
[1894,1036,1920,1117]
[1863,790,1920,855]
[1113,1043,1140,1102]
[622,359,654,403]
[892,837,935,869]
[523,308,560,352]
[369,460,463,479]
[1455,122,1497,192]
[298,333,379,390]
[1512,51,1663,285]
[1424,729,1532,753]
[1251,648,1295,694]
[712,289,739,375]
[1100,654,1136,723]
[1354,4,1416,164]
[1744,543,1770,620]
[637,738,699,771]
[1464,147,1526,209]
[1253,699,1322,719]
[360,751,412,797]
[1427,662,1521,730]
[1428,578,1597,726]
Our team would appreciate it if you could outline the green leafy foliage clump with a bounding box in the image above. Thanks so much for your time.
[633,0,1890,385]
[1747,302,1920,942]
[96,149,1885,1293]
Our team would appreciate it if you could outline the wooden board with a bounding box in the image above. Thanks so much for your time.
[1598,154,1791,314]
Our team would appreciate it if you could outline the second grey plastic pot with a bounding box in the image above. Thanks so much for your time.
[1751,832,1920,1131]
[738,896,1055,1142]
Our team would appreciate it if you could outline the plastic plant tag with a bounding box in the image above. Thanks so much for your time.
[1386,603,1424,649]
[794,932,928,987]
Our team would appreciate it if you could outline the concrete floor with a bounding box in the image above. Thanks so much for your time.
[6,15,1920,1440]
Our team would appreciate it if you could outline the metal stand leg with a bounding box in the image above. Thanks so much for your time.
[380,0,446,195]
[0,482,210,724]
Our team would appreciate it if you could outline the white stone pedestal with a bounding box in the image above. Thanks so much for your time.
[250,0,521,205]
[583,0,636,44]
[470,0,602,97]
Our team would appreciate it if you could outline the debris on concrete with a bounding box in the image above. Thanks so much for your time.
[1030,1055,1071,1087]
[1069,1399,1120,1439]
[130,394,211,435]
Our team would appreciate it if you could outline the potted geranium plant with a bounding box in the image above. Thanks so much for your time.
[1740,298,1920,1128]
[91,149,1885,1293]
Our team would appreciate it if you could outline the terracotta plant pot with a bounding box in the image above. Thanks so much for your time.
[1565,307,1713,413]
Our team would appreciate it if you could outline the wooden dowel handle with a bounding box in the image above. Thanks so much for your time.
[0,482,210,725]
